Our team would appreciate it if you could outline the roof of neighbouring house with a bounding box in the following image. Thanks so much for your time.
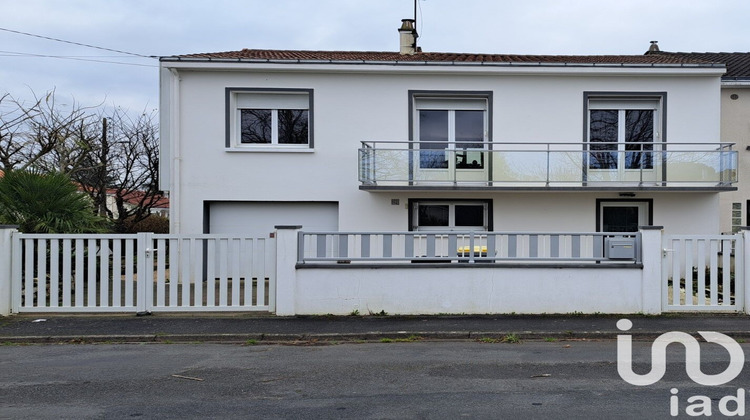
[161,48,724,68]
[116,190,170,209]
[646,51,750,80]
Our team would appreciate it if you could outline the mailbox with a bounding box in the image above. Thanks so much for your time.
[605,237,636,260]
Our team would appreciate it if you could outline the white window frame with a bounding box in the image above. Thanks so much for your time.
[588,99,660,172]
[414,97,489,171]
[226,88,313,152]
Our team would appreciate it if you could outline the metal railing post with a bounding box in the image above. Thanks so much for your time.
[297,231,305,264]
[469,231,475,264]
[546,143,550,186]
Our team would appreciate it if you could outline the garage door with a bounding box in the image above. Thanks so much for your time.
[208,202,339,237]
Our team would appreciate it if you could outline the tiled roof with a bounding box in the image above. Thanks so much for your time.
[164,48,718,66]
[647,51,750,79]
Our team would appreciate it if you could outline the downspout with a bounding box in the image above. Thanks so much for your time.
[169,68,182,233]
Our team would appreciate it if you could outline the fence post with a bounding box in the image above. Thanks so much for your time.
[0,226,18,316]
[741,228,750,314]
[639,226,663,314]
[136,232,154,314]
[275,225,302,316]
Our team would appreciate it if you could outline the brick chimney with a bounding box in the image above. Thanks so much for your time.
[399,19,418,55]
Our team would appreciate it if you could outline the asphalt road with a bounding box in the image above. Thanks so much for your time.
[1,341,748,419]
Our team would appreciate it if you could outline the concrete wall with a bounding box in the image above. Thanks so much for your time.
[161,63,724,236]
[294,265,643,315]
[274,227,664,316]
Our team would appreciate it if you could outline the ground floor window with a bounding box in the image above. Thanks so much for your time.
[409,199,491,231]
[733,202,743,233]
[596,199,652,232]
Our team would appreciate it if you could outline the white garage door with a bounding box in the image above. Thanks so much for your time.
[208,202,338,237]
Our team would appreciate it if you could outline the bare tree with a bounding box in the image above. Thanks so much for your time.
[98,107,161,232]
[0,92,43,172]
[1,89,163,232]
[30,91,101,176]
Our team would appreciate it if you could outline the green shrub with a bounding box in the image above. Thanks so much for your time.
[0,171,109,233]
[126,214,169,233]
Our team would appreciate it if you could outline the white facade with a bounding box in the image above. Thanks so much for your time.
[160,57,729,237]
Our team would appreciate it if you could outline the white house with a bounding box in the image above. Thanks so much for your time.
[159,20,735,240]
[0,26,743,317]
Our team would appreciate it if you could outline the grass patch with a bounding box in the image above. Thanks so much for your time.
[393,335,423,343]
[349,309,360,316]
[544,337,558,342]
[502,334,521,344]
[380,338,393,343]
[246,339,258,345]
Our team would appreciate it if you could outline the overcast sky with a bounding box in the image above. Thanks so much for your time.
[2,0,749,113]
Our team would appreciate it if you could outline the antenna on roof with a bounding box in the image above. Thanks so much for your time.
[414,0,418,30]
[399,1,420,55]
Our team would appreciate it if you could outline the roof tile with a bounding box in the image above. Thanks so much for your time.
[648,51,750,78]
[167,49,716,66]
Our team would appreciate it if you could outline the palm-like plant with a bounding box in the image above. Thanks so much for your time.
[0,170,109,233]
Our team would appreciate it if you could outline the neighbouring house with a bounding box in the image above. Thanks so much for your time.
[645,45,750,235]
[103,189,170,219]
[159,20,735,239]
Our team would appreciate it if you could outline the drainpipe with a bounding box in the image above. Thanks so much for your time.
[169,68,182,234]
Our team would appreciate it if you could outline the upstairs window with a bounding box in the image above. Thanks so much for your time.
[241,109,309,144]
[227,89,313,150]
[585,96,663,171]
[410,93,491,172]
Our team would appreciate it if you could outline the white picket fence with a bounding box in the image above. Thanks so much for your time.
[11,232,275,313]
[4,228,747,315]
[662,234,743,312]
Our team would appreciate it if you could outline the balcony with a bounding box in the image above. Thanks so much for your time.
[358,141,737,191]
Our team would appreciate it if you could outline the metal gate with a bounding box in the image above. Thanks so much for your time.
[11,232,276,313]
[662,234,743,312]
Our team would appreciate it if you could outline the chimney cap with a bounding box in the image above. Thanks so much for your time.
[400,19,416,31]
[648,40,660,52]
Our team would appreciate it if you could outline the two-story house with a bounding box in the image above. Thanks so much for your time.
[645,46,750,235]
[159,20,735,240]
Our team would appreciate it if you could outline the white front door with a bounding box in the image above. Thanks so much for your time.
[599,201,649,233]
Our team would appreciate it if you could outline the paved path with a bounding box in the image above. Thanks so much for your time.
[2,313,750,343]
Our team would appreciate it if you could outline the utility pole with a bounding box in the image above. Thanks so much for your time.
[98,117,108,217]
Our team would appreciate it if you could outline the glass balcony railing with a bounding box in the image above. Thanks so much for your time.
[358,141,737,188]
